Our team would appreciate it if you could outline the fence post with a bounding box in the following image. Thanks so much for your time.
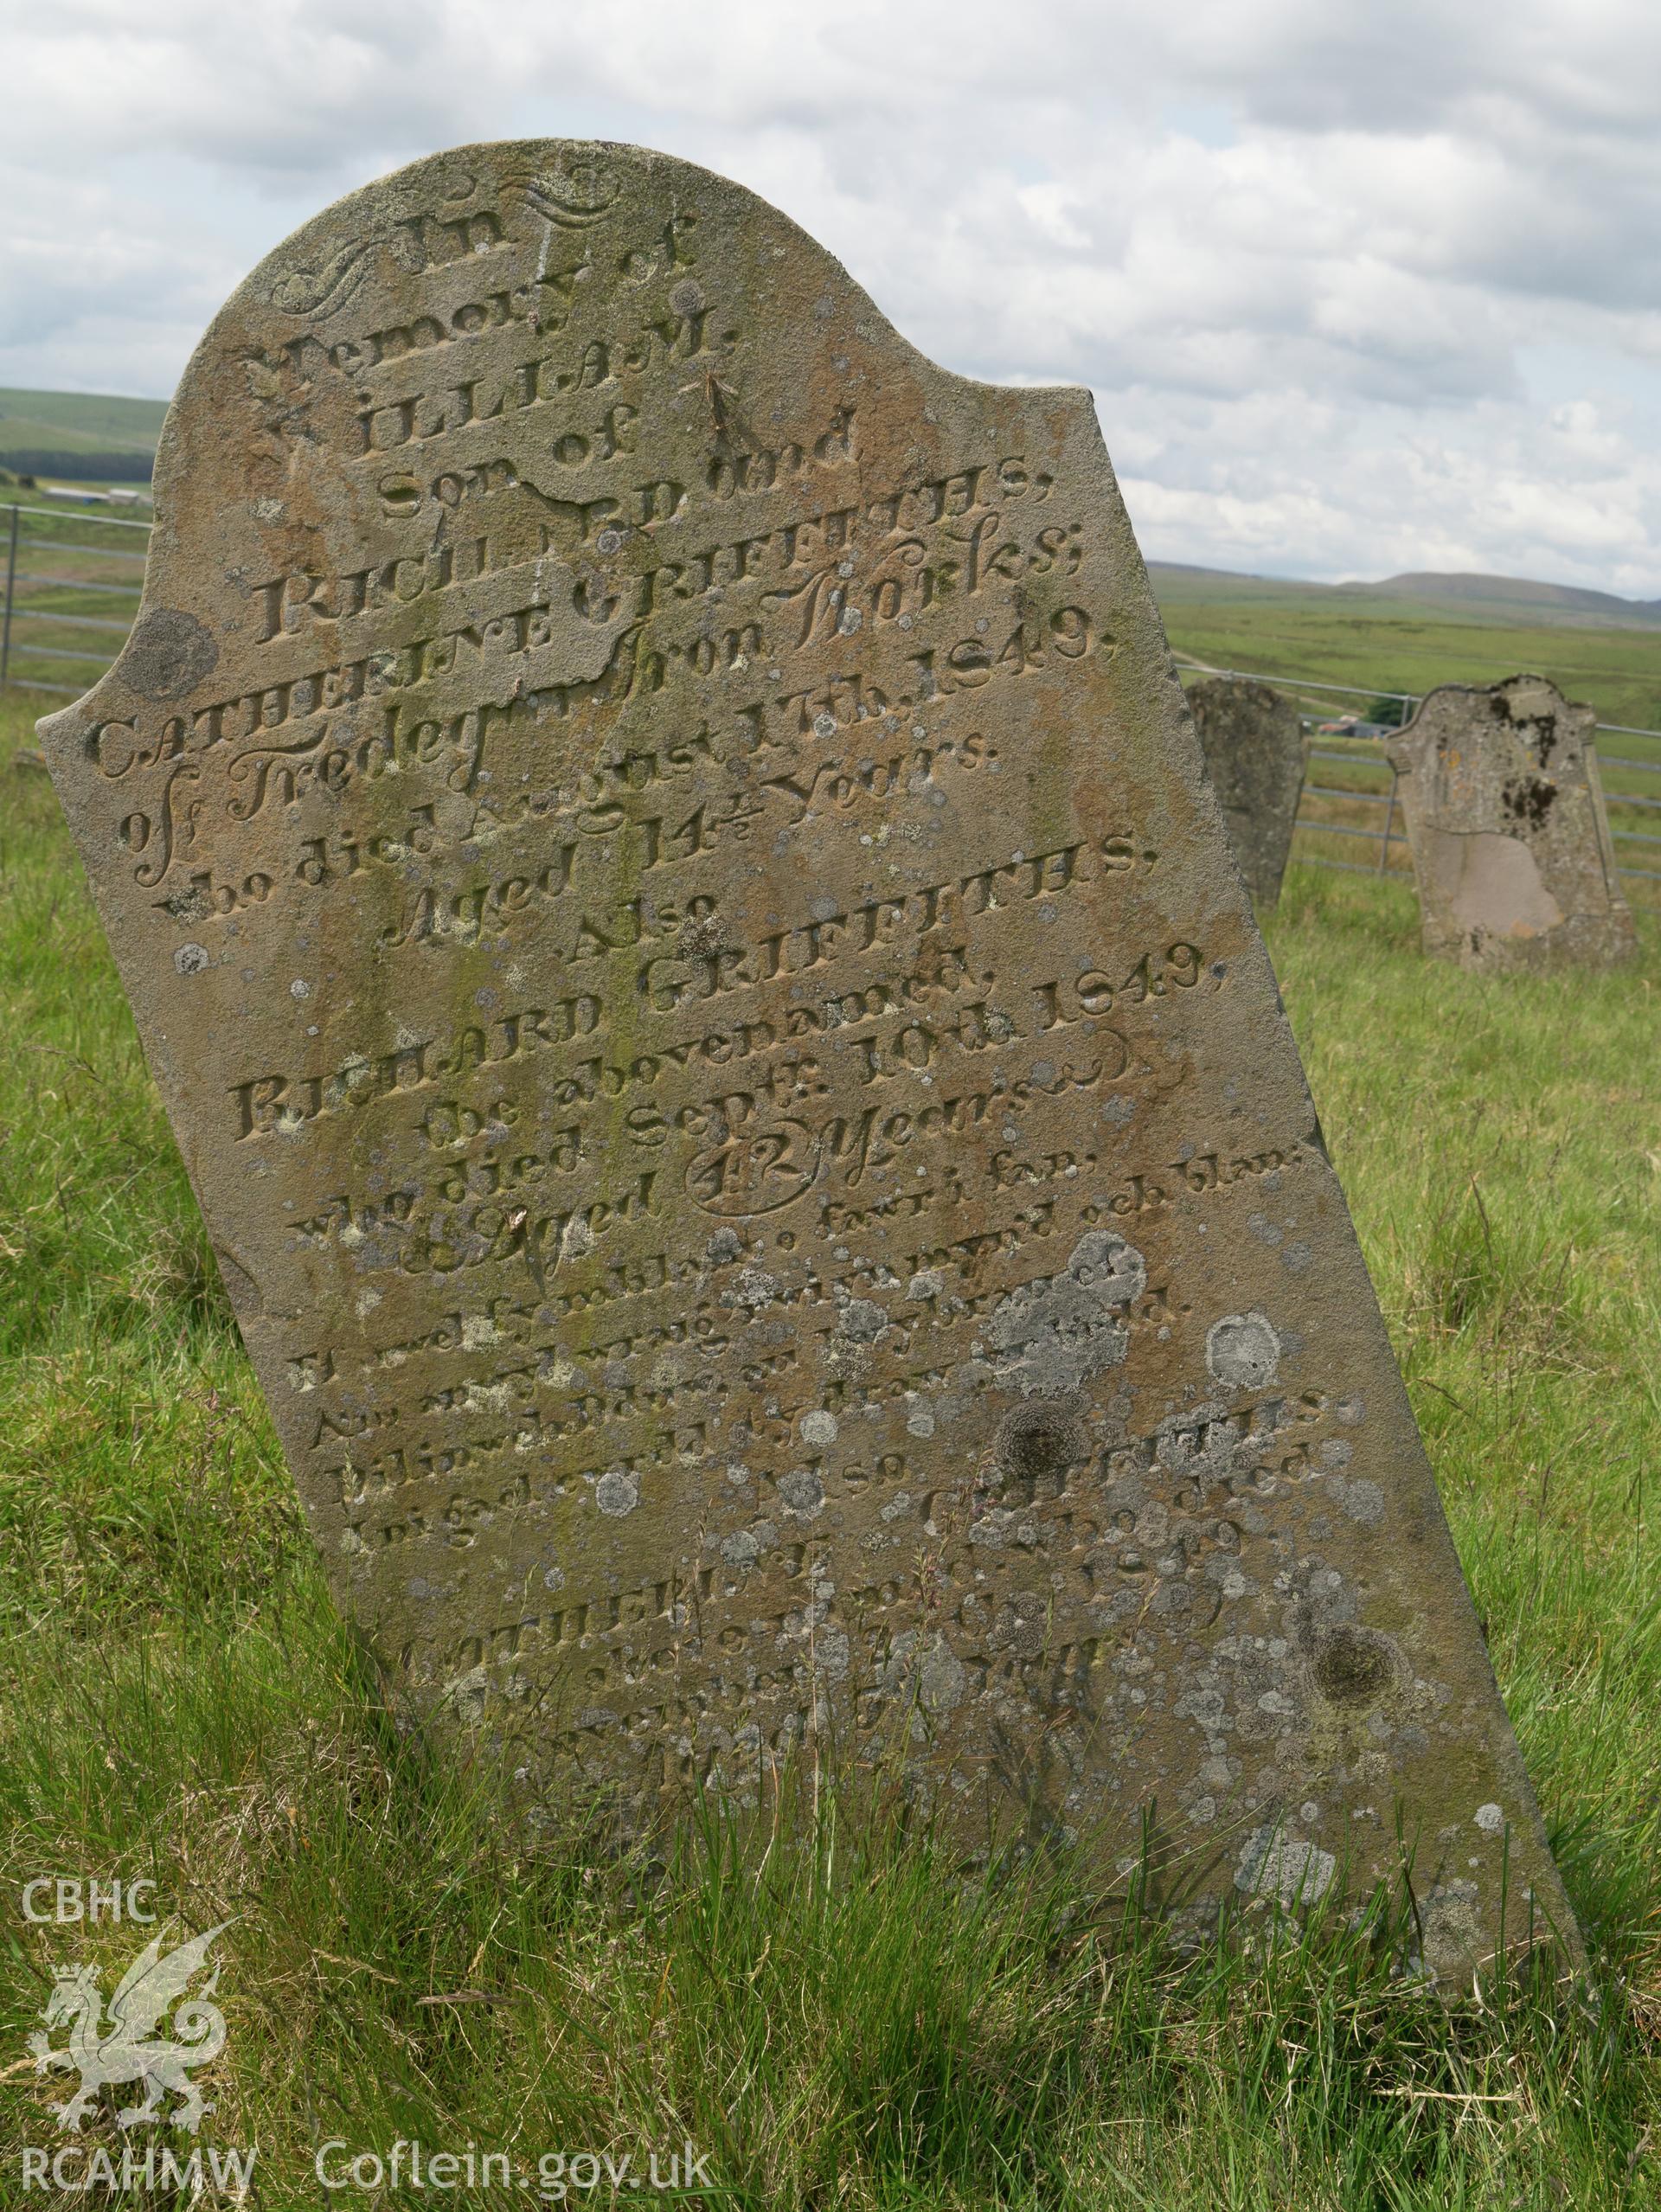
[0,503,18,689]
[1376,766,1399,873]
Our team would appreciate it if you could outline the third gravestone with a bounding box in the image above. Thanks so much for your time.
[1387,675,1636,971]
[42,143,1574,1981]
[1186,676,1310,907]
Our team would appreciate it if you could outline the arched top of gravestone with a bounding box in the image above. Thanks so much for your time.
[74,141,1119,741]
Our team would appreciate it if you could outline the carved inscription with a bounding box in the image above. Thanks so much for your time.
[42,143,1574,1979]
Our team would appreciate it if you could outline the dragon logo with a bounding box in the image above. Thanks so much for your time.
[28,1921,233,2134]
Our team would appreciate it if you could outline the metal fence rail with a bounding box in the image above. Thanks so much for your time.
[1176,659,1661,893]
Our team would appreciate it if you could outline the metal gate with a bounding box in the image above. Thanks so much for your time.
[0,498,151,697]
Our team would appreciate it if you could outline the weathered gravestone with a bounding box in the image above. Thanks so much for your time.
[42,143,1574,1979]
[1186,677,1310,907]
[1387,675,1635,971]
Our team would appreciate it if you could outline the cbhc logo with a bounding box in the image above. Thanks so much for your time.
[22,1879,157,1925]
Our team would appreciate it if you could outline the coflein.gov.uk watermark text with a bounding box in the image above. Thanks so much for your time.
[315,2140,720,2197]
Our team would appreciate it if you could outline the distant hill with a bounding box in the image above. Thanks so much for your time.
[0,388,167,482]
[1345,570,1661,628]
[1147,560,1661,632]
[1146,561,1310,602]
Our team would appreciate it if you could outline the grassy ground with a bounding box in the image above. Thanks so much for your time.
[0,686,1658,2206]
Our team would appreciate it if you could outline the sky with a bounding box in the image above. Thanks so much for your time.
[4,0,1661,595]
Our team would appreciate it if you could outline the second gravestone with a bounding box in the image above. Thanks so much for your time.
[1186,676,1310,907]
[1387,675,1636,971]
[43,144,1574,1980]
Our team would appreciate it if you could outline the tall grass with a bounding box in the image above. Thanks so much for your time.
[1,694,1657,2205]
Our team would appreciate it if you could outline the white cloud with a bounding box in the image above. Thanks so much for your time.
[1,0,1658,591]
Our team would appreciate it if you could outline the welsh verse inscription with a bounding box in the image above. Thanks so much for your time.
[43,144,1574,1980]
